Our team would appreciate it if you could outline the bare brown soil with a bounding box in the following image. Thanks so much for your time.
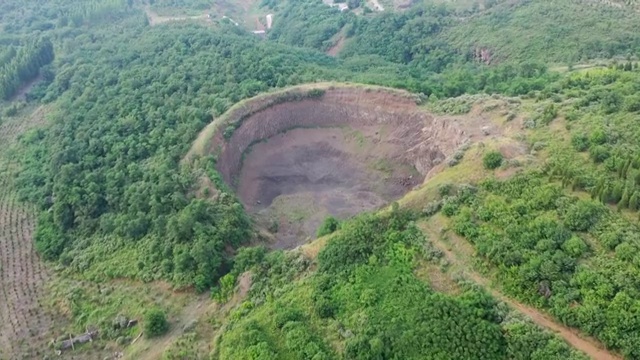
[241,127,421,248]
[201,85,497,248]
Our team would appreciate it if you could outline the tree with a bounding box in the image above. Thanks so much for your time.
[144,308,169,338]
[629,192,639,211]
[563,200,604,232]
[618,188,630,209]
[483,151,504,170]
[562,236,588,258]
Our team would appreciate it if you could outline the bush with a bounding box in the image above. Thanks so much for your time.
[317,216,340,237]
[438,183,454,197]
[441,198,460,217]
[571,133,589,152]
[483,151,504,170]
[539,104,557,125]
[623,95,640,112]
[589,145,610,163]
[232,246,267,275]
[423,201,442,217]
[144,308,169,338]
[307,89,326,98]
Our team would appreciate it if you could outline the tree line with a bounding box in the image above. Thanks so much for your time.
[0,38,54,100]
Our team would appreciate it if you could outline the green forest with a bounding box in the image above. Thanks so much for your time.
[1,0,640,358]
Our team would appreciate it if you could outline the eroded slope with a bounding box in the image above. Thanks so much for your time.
[194,84,496,247]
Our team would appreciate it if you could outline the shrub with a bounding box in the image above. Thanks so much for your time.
[314,297,335,319]
[317,216,340,237]
[438,183,454,197]
[223,125,236,139]
[532,142,546,151]
[307,89,325,98]
[623,95,640,112]
[483,151,503,170]
[232,246,267,275]
[562,236,588,258]
[571,133,589,152]
[589,145,610,163]
[423,201,442,217]
[441,198,460,217]
[144,308,169,338]
[565,110,579,121]
[539,104,557,125]
[213,273,237,303]
[589,129,607,145]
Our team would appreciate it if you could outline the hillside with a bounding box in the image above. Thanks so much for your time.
[1,0,640,359]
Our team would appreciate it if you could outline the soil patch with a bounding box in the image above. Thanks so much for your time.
[240,127,421,248]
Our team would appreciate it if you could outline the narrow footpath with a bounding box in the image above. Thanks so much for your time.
[418,219,622,360]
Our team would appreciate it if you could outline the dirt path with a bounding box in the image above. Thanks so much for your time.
[9,75,43,102]
[418,219,622,360]
[125,295,210,360]
[327,36,345,57]
[127,273,253,359]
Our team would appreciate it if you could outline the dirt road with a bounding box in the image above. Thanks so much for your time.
[418,219,621,360]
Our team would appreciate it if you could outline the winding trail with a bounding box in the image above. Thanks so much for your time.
[418,218,622,360]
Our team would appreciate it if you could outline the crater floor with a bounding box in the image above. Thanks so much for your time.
[238,126,421,248]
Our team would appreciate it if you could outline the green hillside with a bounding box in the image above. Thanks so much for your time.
[1,0,640,359]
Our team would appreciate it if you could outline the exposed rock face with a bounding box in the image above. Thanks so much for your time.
[213,87,467,186]
[201,85,475,248]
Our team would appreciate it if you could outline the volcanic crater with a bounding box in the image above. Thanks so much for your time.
[198,85,481,248]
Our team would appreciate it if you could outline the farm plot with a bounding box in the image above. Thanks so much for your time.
[0,106,56,359]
